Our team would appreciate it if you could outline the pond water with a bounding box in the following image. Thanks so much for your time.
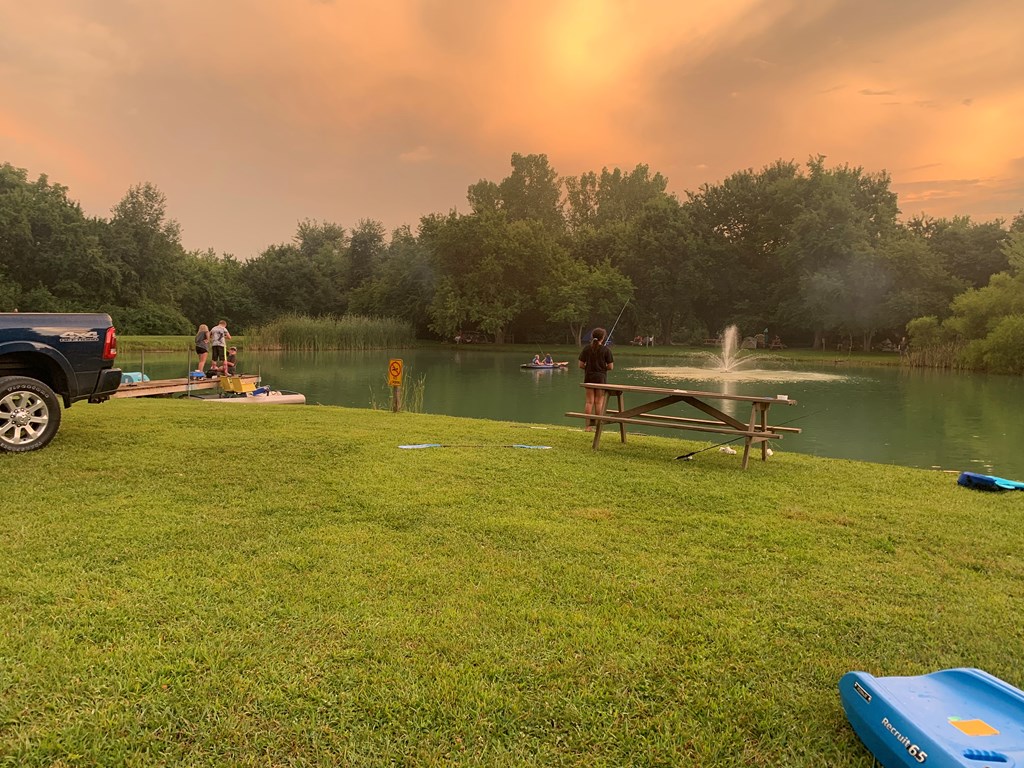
[125,348,1024,478]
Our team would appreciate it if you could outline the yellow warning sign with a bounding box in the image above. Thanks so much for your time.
[388,358,404,387]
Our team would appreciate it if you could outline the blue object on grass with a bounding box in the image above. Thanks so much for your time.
[839,668,1024,767]
[399,444,551,450]
[957,471,1024,491]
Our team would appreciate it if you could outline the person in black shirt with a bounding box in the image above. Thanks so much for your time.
[578,327,614,431]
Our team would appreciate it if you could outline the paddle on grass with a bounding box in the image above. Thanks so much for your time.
[399,444,552,450]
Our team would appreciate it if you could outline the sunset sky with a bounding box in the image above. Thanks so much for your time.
[2,0,1022,258]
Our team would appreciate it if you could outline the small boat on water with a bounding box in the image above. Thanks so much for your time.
[204,390,306,405]
[196,376,306,404]
[840,668,1024,767]
[521,361,569,369]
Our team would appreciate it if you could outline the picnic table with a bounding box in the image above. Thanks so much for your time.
[565,383,800,469]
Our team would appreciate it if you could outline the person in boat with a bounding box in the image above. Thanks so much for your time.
[531,354,542,366]
[542,353,554,365]
[578,327,614,431]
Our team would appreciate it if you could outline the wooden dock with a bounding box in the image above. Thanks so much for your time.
[111,374,261,399]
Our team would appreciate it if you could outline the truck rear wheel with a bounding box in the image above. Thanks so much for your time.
[0,376,63,453]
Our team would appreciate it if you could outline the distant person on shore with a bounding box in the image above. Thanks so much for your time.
[578,327,614,432]
[194,323,210,372]
[209,320,232,369]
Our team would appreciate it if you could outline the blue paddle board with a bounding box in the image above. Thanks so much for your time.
[840,668,1024,767]
[957,472,1024,491]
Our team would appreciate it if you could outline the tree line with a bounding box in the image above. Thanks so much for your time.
[2,156,1022,369]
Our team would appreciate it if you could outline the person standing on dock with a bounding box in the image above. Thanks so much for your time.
[578,327,614,432]
[209,320,232,370]
[194,323,210,372]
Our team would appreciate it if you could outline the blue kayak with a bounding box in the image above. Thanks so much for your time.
[957,471,1024,491]
[840,668,1024,767]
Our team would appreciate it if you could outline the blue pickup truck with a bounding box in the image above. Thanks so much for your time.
[0,313,122,452]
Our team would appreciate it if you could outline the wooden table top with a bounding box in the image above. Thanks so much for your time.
[580,382,797,405]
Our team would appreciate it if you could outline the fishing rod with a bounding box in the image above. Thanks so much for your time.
[606,298,630,345]
[674,410,824,461]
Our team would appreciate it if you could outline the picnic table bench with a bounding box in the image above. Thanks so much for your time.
[565,383,800,469]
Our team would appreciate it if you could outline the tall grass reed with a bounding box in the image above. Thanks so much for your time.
[246,314,415,351]
[369,374,426,413]
[905,341,967,369]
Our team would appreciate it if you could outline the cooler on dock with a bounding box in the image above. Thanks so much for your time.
[220,376,257,395]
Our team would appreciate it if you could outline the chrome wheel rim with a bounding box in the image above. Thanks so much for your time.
[0,390,50,447]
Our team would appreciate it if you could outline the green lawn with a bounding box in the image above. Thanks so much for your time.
[2,400,1021,766]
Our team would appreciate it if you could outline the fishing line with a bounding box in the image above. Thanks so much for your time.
[674,409,825,461]
[606,298,630,346]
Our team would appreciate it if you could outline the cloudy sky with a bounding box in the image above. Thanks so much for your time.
[2,0,1022,258]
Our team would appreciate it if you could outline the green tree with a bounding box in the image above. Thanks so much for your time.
[784,158,899,349]
[348,225,435,336]
[178,249,260,331]
[423,210,562,343]
[564,164,669,231]
[105,182,186,306]
[348,218,386,291]
[880,228,965,330]
[944,272,1024,340]
[908,215,1010,289]
[1002,230,1024,275]
[467,153,564,233]
[0,163,119,308]
[537,257,632,346]
[619,196,704,342]
[685,160,805,335]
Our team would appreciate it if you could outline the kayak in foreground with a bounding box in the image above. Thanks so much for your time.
[839,668,1024,767]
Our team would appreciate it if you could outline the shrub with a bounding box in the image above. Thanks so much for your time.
[978,314,1024,374]
[105,302,193,335]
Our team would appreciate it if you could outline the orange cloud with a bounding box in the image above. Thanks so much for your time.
[1,0,1022,256]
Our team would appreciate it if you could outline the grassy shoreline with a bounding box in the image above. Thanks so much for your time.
[2,401,1021,765]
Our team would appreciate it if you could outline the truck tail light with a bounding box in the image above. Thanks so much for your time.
[103,327,118,360]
